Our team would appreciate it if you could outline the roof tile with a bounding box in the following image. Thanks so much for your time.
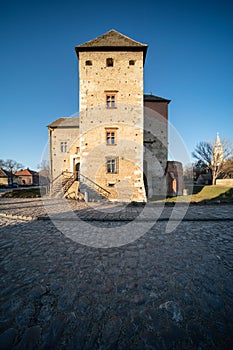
[76,29,148,49]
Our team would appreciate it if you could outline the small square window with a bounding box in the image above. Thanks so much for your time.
[106,58,114,67]
[106,94,116,108]
[85,60,92,66]
[129,60,135,65]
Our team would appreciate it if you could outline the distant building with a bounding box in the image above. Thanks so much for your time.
[0,168,11,187]
[15,168,39,186]
[48,29,182,201]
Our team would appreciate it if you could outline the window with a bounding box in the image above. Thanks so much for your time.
[129,60,135,65]
[106,94,116,108]
[85,60,92,66]
[106,129,117,145]
[105,90,118,108]
[106,158,118,173]
[106,58,114,67]
[61,141,68,153]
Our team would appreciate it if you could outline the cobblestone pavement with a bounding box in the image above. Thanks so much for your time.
[0,199,233,349]
[0,198,233,221]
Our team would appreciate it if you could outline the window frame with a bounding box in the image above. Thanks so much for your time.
[60,141,68,153]
[105,90,118,109]
[105,128,117,145]
[106,157,118,174]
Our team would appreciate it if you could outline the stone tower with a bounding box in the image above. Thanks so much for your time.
[75,29,148,202]
[48,29,170,202]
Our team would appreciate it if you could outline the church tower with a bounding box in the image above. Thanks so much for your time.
[75,29,148,202]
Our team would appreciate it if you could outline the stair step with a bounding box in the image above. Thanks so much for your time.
[79,182,108,202]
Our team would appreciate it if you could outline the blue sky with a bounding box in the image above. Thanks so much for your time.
[1,0,232,170]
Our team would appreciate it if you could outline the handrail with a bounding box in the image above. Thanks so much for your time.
[50,171,75,196]
[50,171,110,200]
[63,175,75,191]
[51,170,73,185]
[79,173,111,197]
[51,172,63,185]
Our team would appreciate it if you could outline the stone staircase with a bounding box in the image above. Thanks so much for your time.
[50,172,111,202]
[50,172,76,198]
[79,174,111,202]
[78,182,107,202]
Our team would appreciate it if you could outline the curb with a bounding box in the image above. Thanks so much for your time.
[1,213,233,222]
[0,213,37,221]
[35,215,233,222]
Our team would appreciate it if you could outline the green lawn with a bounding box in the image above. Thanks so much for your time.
[2,185,233,203]
[1,188,43,198]
[163,185,233,203]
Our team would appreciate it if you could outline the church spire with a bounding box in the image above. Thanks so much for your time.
[212,132,223,166]
[215,132,220,145]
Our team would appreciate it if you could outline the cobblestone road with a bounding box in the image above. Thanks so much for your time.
[0,199,233,349]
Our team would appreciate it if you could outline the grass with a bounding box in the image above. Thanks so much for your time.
[1,185,233,203]
[162,185,233,203]
[1,188,43,198]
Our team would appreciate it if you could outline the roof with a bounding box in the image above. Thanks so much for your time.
[144,94,171,103]
[15,169,38,176]
[47,117,79,128]
[0,168,9,177]
[75,29,148,61]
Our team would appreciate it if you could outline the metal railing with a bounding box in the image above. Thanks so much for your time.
[50,171,75,197]
[49,171,111,200]
[79,173,111,199]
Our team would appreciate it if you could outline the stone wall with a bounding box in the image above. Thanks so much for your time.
[216,179,233,187]
[143,103,168,199]
[78,50,146,202]
[48,123,79,180]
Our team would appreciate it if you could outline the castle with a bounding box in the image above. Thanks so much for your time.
[48,29,182,201]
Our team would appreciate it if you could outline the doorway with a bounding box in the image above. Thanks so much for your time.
[75,162,80,180]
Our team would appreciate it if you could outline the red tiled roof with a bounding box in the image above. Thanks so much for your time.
[15,169,38,176]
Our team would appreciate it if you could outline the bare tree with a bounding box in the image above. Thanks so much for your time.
[222,157,233,179]
[3,159,24,184]
[183,163,194,184]
[37,160,50,188]
[3,159,23,172]
[37,159,49,172]
[192,137,233,185]
[192,141,213,168]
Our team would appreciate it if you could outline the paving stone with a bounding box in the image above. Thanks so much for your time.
[159,301,183,323]
[101,316,122,348]
[0,328,17,350]
[0,199,233,348]
[14,326,41,350]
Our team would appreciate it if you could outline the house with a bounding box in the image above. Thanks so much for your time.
[48,29,182,201]
[0,168,11,187]
[15,168,39,186]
